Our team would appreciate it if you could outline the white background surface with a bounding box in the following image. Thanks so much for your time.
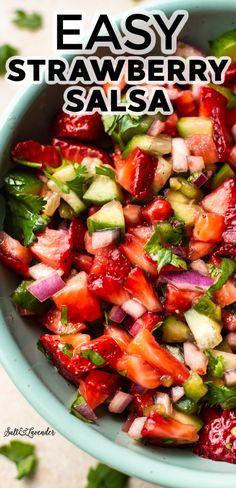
[0,1,160,486]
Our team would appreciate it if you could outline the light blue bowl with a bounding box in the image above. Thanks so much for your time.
[1,1,236,486]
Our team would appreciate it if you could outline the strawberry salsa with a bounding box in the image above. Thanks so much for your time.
[1,30,236,464]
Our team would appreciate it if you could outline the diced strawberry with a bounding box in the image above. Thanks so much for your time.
[79,335,123,369]
[127,328,190,386]
[112,145,124,171]
[52,271,102,322]
[69,218,86,251]
[225,63,236,85]
[228,107,236,128]
[188,239,216,261]
[90,244,131,280]
[164,112,178,137]
[193,409,236,463]
[142,411,199,445]
[165,284,203,314]
[53,111,105,142]
[0,231,32,277]
[39,306,87,334]
[193,212,225,242]
[142,197,173,224]
[175,90,198,116]
[31,228,73,274]
[115,353,162,389]
[222,309,236,332]
[73,253,93,273]
[215,242,236,257]
[12,140,61,169]
[131,312,163,335]
[116,148,157,199]
[214,279,236,307]
[88,275,130,306]
[133,391,154,415]
[53,138,111,165]
[38,334,95,386]
[123,204,143,226]
[88,206,100,217]
[202,178,236,216]
[104,325,131,352]
[124,267,162,312]
[186,135,218,164]
[128,225,153,243]
[79,370,121,409]
[120,234,158,277]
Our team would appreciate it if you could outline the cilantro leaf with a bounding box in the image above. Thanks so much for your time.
[79,349,105,366]
[0,44,18,75]
[4,194,49,246]
[205,383,236,409]
[86,463,129,488]
[102,113,155,148]
[194,296,221,322]
[67,165,88,197]
[12,10,43,31]
[144,228,187,272]
[44,171,69,194]
[70,393,94,423]
[0,440,37,479]
[208,258,236,295]
[205,350,224,378]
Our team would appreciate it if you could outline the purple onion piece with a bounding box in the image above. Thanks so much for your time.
[28,272,65,302]
[192,173,209,188]
[109,305,126,324]
[74,403,97,421]
[224,369,236,387]
[161,270,214,291]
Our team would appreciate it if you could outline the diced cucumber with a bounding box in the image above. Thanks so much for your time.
[87,200,125,235]
[11,280,51,314]
[81,157,103,177]
[121,115,156,144]
[184,308,222,350]
[47,180,86,214]
[122,134,172,158]
[58,202,76,220]
[210,350,236,370]
[170,176,203,201]
[53,164,76,182]
[177,117,212,138]
[4,170,43,195]
[174,396,199,414]
[209,29,236,61]
[211,163,235,190]
[165,345,184,363]
[162,316,192,343]
[83,175,123,205]
[184,372,208,403]
[172,409,203,432]
[194,296,222,323]
[166,190,197,225]
[152,157,172,194]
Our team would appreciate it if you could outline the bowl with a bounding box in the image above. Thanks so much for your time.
[1,1,236,486]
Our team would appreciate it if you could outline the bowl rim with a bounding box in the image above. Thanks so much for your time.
[1,0,236,486]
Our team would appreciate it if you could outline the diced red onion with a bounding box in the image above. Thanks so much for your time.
[148,118,165,136]
[187,156,205,174]
[231,123,236,143]
[227,333,236,350]
[175,41,206,58]
[172,138,189,173]
[130,383,147,396]
[190,259,209,276]
[29,263,63,280]
[224,369,236,387]
[28,273,65,302]
[191,172,209,187]
[171,386,184,403]
[192,84,202,102]
[183,342,208,375]
[129,320,142,337]
[122,299,146,320]
[91,228,120,250]
[74,402,97,421]
[108,391,133,414]
[128,417,147,440]
[122,412,137,433]
[162,270,214,291]
[154,392,172,416]
[109,305,126,324]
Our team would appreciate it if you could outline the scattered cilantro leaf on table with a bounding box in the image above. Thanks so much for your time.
[0,440,37,479]
[86,463,129,488]
[12,10,43,31]
[0,44,18,75]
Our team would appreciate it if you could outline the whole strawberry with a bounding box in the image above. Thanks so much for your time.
[193,408,236,463]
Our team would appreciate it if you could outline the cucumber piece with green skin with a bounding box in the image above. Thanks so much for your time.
[211,164,235,190]
[4,170,43,195]
[11,280,51,313]
[177,117,212,138]
[121,115,156,144]
[47,180,86,214]
[194,296,222,323]
[174,396,199,414]
[152,157,172,194]
[172,409,203,432]
[210,350,236,370]
[166,190,197,225]
[162,315,192,343]
[184,372,208,403]
[53,164,76,182]
[83,175,123,205]
[170,176,203,201]
[184,308,222,350]
[58,202,76,220]
[87,200,125,236]
[209,29,236,61]
[122,134,172,159]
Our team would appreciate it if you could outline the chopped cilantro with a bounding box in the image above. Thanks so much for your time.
[205,383,236,409]
[194,296,221,322]
[71,393,93,423]
[12,10,43,31]
[205,350,225,378]
[67,165,88,197]
[44,170,69,194]
[0,440,37,479]
[58,343,73,358]
[144,227,187,272]
[0,44,18,75]
[207,258,236,295]
[86,463,129,488]
[101,113,155,148]
[79,349,105,366]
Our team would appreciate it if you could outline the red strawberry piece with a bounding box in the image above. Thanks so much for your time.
[69,218,86,251]
[142,197,173,224]
[124,267,162,312]
[186,135,218,164]
[222,310,236,332]
[79,370,121,409]
[53,111,105,142]
[131,312,163,335]
[79,335,123,369]
[164,112,179,137]
[142,411,199,445]
[193,408,236,463]
[165,284,203,315]
[12,140,61,169]
[112,145,124,171]
[104,325,131,352]
[89,244,131,280]
[175,90,198,116]
[53,138,111,165]
[31,228,73,274]
[123,204,143,226]
[0,231,32,277]
[115,353,162,389]
[214,279,236,308]
[215,243,236,257]
[52,271,102,322]
[88,275,130,306]
[73,253,93,273]
[202,178,236,216]
[39,306,87,334]
[120,234,158,277]
[188,239,216,261]
[224,63,236,85]
[133,391,154,415]
[116,148,157,199]
[128,225,153,243]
